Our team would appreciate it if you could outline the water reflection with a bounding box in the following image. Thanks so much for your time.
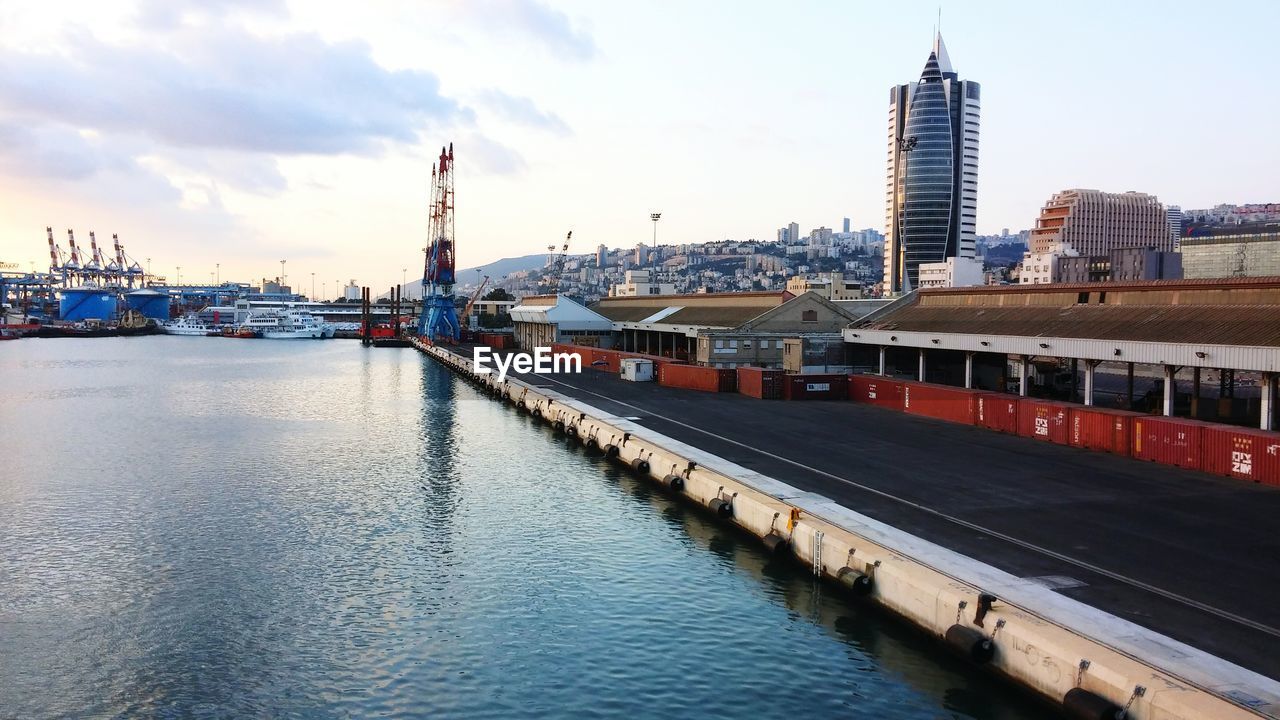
[0,339,1048,719]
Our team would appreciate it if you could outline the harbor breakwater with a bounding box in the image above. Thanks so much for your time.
[414,338,1280,720]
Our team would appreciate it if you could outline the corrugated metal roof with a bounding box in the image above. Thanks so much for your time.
[661,305,769,327]
[859,303,1280,347]
[589,292,787,327]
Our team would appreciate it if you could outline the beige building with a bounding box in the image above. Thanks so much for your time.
[785,272,862,300]
[611,269,676,297]
[1020,242,1079,285]
[1180,231,1280,279]
[696,292,862,369]
[1029,189,1170,255]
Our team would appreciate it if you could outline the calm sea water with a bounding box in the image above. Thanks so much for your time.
[0,338,1049,719]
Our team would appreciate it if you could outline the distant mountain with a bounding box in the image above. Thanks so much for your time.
[456,253,548,282]
[391,253,550,300]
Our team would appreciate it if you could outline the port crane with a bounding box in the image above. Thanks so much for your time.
[461,275,490,330]
[416,143,460,342]
[545,230,571,293]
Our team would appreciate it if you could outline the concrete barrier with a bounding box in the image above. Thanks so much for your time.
[413,339,1280,720]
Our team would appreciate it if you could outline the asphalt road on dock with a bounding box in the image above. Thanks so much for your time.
[489,357,1280,681]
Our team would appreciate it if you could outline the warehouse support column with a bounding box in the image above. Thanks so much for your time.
[1070,358,1079,402]
[1084,360,1097,406]
[657,333,663,358]
[964,352,974,389]
[1018,355,1029,397]
[918,349,926,383]
[1192,367,1201,419]
[1262,373,1274,431]
[1162,365,1176,417]
[1126,362,1135,409]
[878,346,887,376]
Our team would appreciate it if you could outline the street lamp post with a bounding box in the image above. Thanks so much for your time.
[216,263,220,285]
[311,272,315,300]
[650,212,661,266]
[176,266,181,286]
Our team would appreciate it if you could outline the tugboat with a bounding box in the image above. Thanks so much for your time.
[118,309,161,336]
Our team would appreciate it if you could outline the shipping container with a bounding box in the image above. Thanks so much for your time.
[1069,406,1144,455]
[975,394,1019,434]
[1132,416,1206,470]
[1017,398,1072,445]
[848,375,905,410]
[737,367,784,400]
[1200,425,1280,485]
[782,373,849,401]
[901,382,980,424]
[549,343,586,368]
[659,364,736,393]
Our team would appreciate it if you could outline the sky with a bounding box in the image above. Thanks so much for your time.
[0,0,1276,298]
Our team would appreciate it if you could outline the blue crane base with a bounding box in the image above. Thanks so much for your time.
[418,294,460,343]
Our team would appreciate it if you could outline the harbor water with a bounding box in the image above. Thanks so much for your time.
[0,339,1050,718]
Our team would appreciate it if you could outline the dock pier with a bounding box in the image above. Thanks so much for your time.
[413,337,1280,720]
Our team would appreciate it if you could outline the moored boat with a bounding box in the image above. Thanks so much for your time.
[163,314,213,336]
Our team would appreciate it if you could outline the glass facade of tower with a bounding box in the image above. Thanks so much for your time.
[884,34,979,295]
[897,52,954,290]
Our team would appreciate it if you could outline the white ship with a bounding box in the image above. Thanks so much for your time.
[240,309,335,339]
[162,314,213,336]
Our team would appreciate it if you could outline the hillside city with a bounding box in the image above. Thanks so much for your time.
[471,200,1279,306]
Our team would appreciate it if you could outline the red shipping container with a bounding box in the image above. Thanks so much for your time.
[1069,406,1144,455]
[1017,398,1071,445]
[901,382,980,424]
[975,394,1019,434]
[848,375,905,410]
[1132,416,1205,470]
[659,364,736,393]
[1200,425,1280,485]
[782,373,849,401]
[737,367,784,400]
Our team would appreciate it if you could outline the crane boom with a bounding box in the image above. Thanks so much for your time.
[462,275,490,330]
[546,230,572,292]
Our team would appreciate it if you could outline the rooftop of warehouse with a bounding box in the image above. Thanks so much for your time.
[589,291,792,327]
[853,277,1280,347]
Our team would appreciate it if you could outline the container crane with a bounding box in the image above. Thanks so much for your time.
[65,229,84,286]
[545,230,571,293]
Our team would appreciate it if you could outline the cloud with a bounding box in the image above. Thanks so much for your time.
[0,121,176,194]
[0,25,469,156]
[464,134,528,176]
[134,0,289,30]
[464,0,597,61]
[475,90,571,135]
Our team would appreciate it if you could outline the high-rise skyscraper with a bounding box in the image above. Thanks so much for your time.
[842,217,851,233]
[1166,205,1183,250]
[883,33,980,294]
[596,244,608,267]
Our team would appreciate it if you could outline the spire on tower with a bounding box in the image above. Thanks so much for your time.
[932,32,953,75]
